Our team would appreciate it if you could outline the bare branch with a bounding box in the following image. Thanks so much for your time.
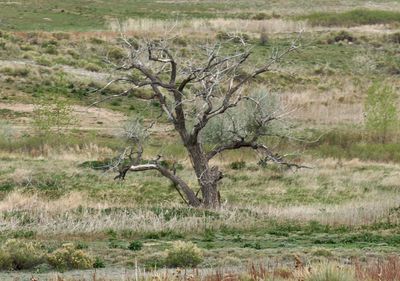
[125,163,201,207]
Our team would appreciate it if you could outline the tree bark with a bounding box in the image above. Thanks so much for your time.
[186,143,221,208]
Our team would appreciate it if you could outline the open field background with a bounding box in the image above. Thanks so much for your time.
[0,0,400,280]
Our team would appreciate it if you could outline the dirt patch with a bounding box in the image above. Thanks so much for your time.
[0,102,127,133]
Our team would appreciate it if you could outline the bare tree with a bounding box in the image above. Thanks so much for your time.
[97,33,305,208]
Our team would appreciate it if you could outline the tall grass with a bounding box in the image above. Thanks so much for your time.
[108,18,306,36]
[0,191,398,235]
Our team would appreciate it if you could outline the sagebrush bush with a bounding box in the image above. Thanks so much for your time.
[165,241,203,268]
[47,243,94,271]
[0,239,45,270]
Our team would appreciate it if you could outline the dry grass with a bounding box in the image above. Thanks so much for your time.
[0,188,398,235]
[250,195,400,226]
[108,18,308,37]
[107,17,400,39]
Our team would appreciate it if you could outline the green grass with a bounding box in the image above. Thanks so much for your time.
[301,9,400,27]
[1,1,399,31]
[0,0,267,31]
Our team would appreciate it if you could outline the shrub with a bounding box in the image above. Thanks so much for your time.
[93,257,105,268]
[108,47,125,61]
[229,161,246,170]
[165,241,203,268]
[47,243,94,271]
[128,240,143,251]
[0,239,45,270]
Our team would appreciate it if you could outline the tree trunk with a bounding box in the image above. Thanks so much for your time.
[186,143,221,208]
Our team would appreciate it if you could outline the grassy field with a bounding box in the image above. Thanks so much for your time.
[0,0,400,280]
[0,0,399,31]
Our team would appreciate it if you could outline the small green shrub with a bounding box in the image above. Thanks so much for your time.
[128,240,143,251]
[93,257,105,268]
[47,243,94,271]
[165,241,203,268]
[108,47,125,60]
[229,161,246,170]
[0,239,45,270]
